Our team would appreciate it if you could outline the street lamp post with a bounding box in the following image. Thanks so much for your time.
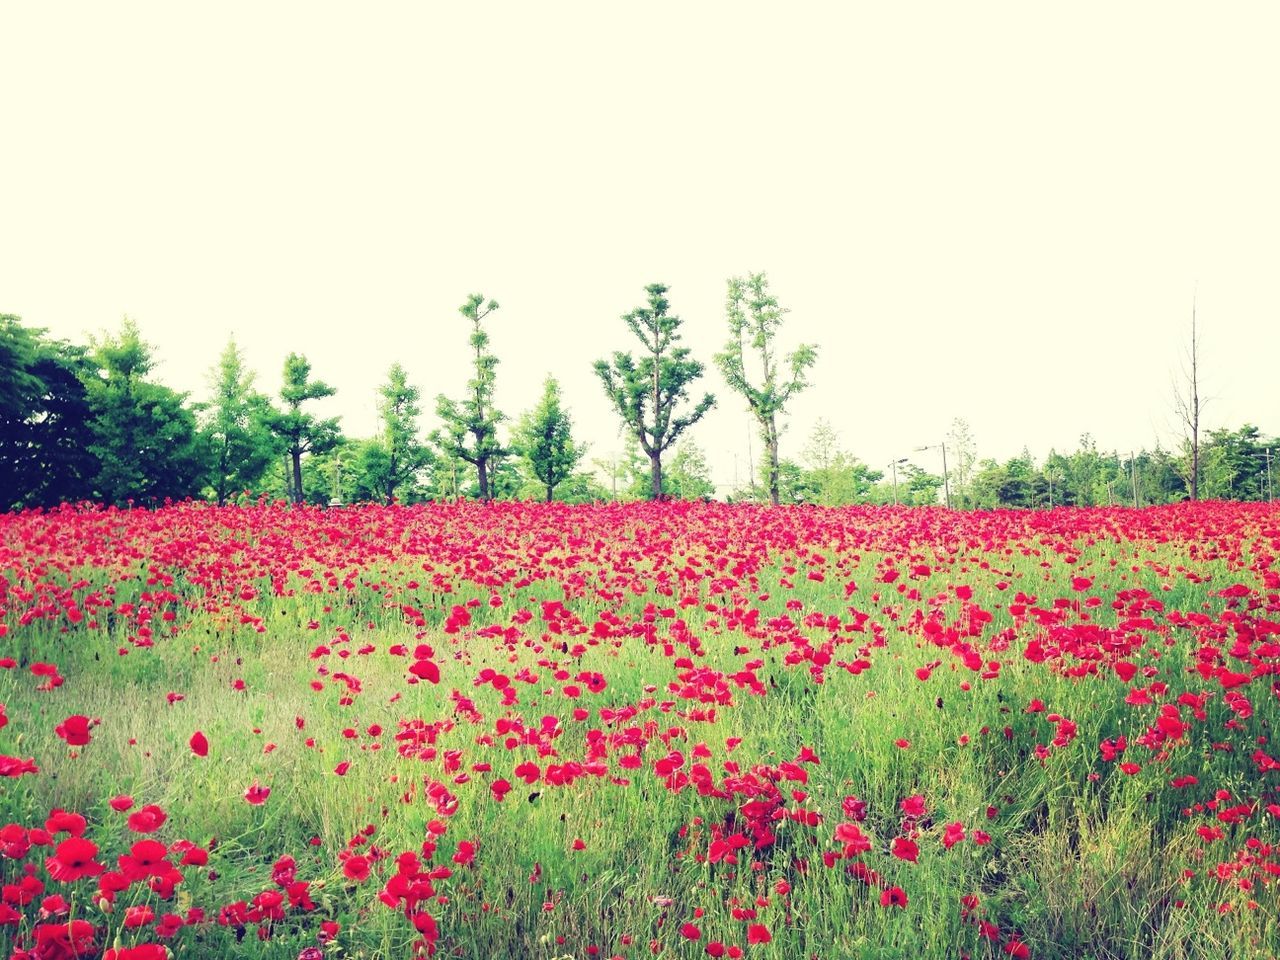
[887,458,908,505]
[915,443,952,509]
[1130,451,1140,508]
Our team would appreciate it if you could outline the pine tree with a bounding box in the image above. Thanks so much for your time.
[514,376,583,501]
[269,353,341,504]
[82,318,208,506]
[203,338,278,505]
[374,362,429,503]
[0,316,97,508]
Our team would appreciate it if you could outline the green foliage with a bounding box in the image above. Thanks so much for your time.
[427,442,472,500]
[82,318,209,506]
[969,452,1036,508]
[514,376,584,501]
[589,450,648,502]
[798,419,884,505]
[594,284,715,499]
[268,353,342,504]
[961,437,1225,510]
[0,316,98,509]
[201,338,279,505]
[1200,424,1270,500]
[898,463,944,506]
[432,294,506,501]
[665,439,715,500]
[368,362,430,504]
[0,313,46,419]
[715,273,817,504]
[732,422,887,505]
[946,418,978,507]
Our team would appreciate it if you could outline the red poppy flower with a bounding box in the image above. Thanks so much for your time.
[880,886,909,908]
[104,945,169,960]
[55,715,92,747]
[244,782,271,805]
[127,805,167,834]
[891,836,919,863]
[343,855,371,882]
[409,659,440,684]
[0,755,39,777]
[46,837,105,882]
[34,919,97,958]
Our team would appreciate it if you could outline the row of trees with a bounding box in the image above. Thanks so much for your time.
[2,274,816,509]
[0,311,600,510]
[2,280,1272,510]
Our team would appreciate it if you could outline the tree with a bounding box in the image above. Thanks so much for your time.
[269,353,342,504]
[797,419,882,505]
[202,338,278,506]
[714,273,817,505]
[0,316,98,509]
[0,315,45,424]
[1201,424,1268,500]
[1172,297,1205,500]
[428,441,470,500]
[590,450,645,502]
[666,439,716,500]
[594,284,715,499]
[434,294,505,501]
[82,318,209,506]
[372,362,430,504]
[946,418,977,507]
[900,463,944,506]
[514,376,583,502]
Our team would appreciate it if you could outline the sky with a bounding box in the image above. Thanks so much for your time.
[3,2,1278,495]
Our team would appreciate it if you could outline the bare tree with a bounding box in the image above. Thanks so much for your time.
[1172,295,1204,501]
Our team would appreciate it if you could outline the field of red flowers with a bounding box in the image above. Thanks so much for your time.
[2,500,1279,959]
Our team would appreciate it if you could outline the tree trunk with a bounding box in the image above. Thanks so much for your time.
[291,447,303,504]
[650,451,662,500]
[478,458,490,501]
[217,440,229,507]
[546,482,554,503]
[765,418,780,506]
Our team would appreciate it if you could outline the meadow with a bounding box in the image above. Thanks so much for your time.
[2,500,1279,960]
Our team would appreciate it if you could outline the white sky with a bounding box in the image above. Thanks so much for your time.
[3,2,1278,494]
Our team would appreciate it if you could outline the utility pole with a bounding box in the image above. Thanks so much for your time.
[942,442,950,508]
[1130,450,1139,508]
[888,458,907,505]
[915,443,951,508]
